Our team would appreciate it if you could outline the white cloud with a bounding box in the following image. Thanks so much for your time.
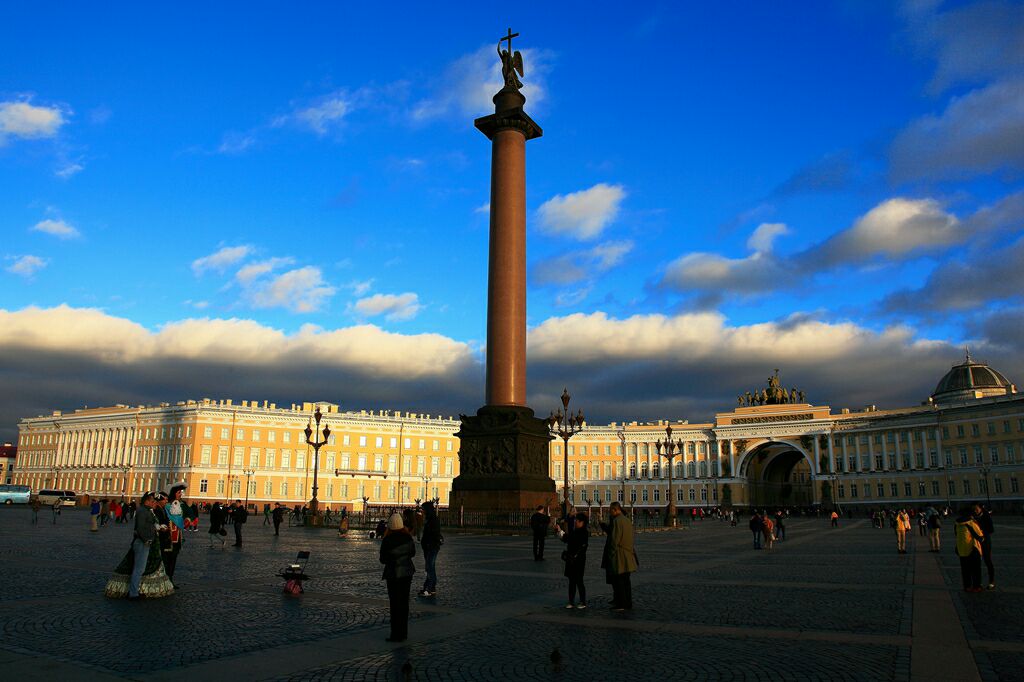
[31,218,80,239]
[746,223,789,253]
[663,250,792,299]
[5,255,47,277]
[891,79,1024,181]
[235,257,294,285]
[286,94,352,135]
[412,45,552,121]
[353,293,422,322]
[537,183,626,240]
[184,300,210,310]
[192,245,254,275]
[55,161,84,179]
[806,198,960,266]
[532,240,634,287]
[217,132,256,154]
[0,100,66,142]
[475,202,490,214]
[345,279,374,297]
[0,304,471,377]
[248,266,336,313]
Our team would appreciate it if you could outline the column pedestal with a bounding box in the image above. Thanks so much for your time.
[451,406,556,512]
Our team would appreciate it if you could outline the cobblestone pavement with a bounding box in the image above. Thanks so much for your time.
[0,508,1021,681]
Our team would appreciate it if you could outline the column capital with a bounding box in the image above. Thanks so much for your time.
[475,108,543,141]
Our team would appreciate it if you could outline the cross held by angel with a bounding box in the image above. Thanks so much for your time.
[498,28,524,90]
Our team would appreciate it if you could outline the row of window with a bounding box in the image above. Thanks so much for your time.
[553,460,720,480]
[194,478,442,501]
[198,426,454,452]
[560,486,719,504]
[196,447,455,476]
[836,477,1019,499]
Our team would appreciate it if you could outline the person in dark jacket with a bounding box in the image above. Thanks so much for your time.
[231,499,248,547]
[749,512,763,549]
[272,503,285,536]
[559,512,589,609]
[973,503,995,589]
[530,505,550,561]
[419,501,443,597]
[380,512,416,643]
[208,501,226,548]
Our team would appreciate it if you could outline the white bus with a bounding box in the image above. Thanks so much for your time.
[37,489,77,506]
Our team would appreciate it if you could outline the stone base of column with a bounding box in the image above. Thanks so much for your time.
[451,405,556,513]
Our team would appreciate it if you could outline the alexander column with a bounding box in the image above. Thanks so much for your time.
[451,29,556,513]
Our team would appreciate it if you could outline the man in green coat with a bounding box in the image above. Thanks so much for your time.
[601,501,637,611]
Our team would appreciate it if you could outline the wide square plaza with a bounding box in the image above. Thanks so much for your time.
[1,509,1021,681]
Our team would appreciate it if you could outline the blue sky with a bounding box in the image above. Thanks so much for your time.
[1,1,1022,438]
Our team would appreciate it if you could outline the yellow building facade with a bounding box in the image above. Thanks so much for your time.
[14,399,459,510]
[13,357,1023,512]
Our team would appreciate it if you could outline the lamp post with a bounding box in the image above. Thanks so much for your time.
[548,388,584,523]
[49,464,61,489]
[362,495,370,524]
[243,468,255,509]
[118,464,133,502]
[654,424,683,527]
[303,405,331,520]
[420,474,433,501]
[979,464,992,508]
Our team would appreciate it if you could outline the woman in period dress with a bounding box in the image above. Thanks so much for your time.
[104,491,175,598]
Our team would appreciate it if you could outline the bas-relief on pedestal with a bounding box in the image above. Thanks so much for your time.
[451,406,555,512]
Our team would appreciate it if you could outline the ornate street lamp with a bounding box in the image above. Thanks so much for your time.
[548,388,584,522]
[303,405,331,520]
[654,424,683,527]
[119,464,133,501]
[361,495,370,524]
[243,468,256,509]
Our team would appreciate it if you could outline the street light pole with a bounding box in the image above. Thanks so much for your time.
[303,405,331,520]
[548,388,584,523]
[243,468,255,509]
[119,464,132,502]
[654,424,683,527]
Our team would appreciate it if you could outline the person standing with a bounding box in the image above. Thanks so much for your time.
[30,497,41,524]
[530,505,550,561]
[272,502,285,536]
[774,510,786,542]
[100,499,110,526]
[90,498,101,532]
[208,500,226,548]
[763,515,775,550]
[601,501,637,611]
[895,508,911,554]
[830,510,839,528]
[973,503,995,590]
[927,509,942,552]
[419,501,443,597]
[232,499,248,547]
[955,506,985,593]
[749,511,763,549]
[380,512,416,643]
[163,484,187,586]
[104,491,174,600]
[918,512,928,537]
[559,512,589,609]
[263,503,271,526]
